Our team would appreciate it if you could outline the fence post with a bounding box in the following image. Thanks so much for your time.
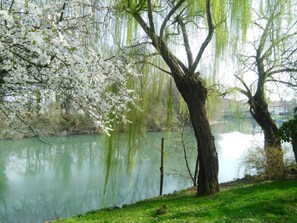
[159,138,164,196]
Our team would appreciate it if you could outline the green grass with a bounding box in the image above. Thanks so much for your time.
[52,180,297,223]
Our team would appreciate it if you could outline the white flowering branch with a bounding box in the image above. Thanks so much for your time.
[0,0,138,135]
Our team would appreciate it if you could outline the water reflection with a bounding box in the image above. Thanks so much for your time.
[0,119,278,223]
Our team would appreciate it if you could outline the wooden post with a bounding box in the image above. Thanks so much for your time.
[159,138,164,196]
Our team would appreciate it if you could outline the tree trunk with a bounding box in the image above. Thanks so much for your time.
[174,75,219,196]
[248,95,284,177]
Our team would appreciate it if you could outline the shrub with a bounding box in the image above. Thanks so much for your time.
[240,146,289,180]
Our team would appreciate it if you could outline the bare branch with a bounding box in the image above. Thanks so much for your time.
[266,77,297,88]
[227,86,251,99]
[59,2,67,23]
[8,0,14,12]
[268,68,297,76]
[234,74,253,98]
[189,0,214,75]
[135,61,172,75]
[177,15,193,66]
[160,0,186,38]
[147,0,155,33]
[130,10,187,76]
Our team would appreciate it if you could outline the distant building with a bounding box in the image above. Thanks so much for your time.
[268,100,296,118]
[220,98,296,120]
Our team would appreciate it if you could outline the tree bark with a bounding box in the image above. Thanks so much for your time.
[249,95,280,147]
[248,94,284,177]
[174,75,219,195]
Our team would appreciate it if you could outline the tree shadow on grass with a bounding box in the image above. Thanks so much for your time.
[147,180,297,223]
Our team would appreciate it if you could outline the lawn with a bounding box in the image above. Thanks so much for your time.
[51,180,297,223]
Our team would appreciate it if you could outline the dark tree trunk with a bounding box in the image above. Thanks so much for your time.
[248,94,284,177]
[174,75,219,195]
[249,95,281,148]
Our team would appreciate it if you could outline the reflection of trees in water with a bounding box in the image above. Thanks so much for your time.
[0,135,107,223]
[53,144,72,182]
[101,134,162,206]
[25,146,47,174]
[0,147,8,221]
[102,132,193,206]
[0,148,8,190]
[211,119,260,135]
[0,133,194,223]
[0,135,104,180]
[49,136,104,183]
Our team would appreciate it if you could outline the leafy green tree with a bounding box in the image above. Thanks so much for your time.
[279,108,297,163]
[116,0,219,196]
[112,0,257,195]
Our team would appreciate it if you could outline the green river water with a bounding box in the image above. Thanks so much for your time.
[0,119,274,223]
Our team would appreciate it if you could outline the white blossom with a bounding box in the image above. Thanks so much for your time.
[0,0,137,134]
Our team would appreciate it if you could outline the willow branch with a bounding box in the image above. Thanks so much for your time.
[261,31,297,61]
[258,3,281,55]
[228,87,251,99]
[189,0,214,74]
[266,78,297,87]
[267,68,297,76]
[177,16,193,66]
[147,0,155,33]
[160,0,186,38]
[130,10,187,76]
[234,74,253,98]
[135,61,172,75]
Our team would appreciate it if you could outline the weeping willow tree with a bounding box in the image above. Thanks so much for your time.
[231,0,297,177]
[106,0,256,196]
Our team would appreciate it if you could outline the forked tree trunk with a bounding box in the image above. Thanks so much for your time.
[249,95,284,177]
[174,75,219,195]
[127,0,218,196]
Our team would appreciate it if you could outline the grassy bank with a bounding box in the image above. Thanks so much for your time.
[51,180,297,223]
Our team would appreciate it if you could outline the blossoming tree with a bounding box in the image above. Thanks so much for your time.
[0,0,136,134]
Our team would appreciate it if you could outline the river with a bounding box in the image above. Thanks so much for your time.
[0,119,280,223]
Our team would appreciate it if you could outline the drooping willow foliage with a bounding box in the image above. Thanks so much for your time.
[96,0,296,178]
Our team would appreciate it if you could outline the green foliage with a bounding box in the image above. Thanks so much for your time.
[213,0,229,57]
[52,180,297,223]
[230,0,252,42]
[186,0,205,17]
[279,107,297,143]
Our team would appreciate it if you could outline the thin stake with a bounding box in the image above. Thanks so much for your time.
[160,138,164,196]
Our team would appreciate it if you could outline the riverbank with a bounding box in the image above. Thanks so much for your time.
[50,179,297,223]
